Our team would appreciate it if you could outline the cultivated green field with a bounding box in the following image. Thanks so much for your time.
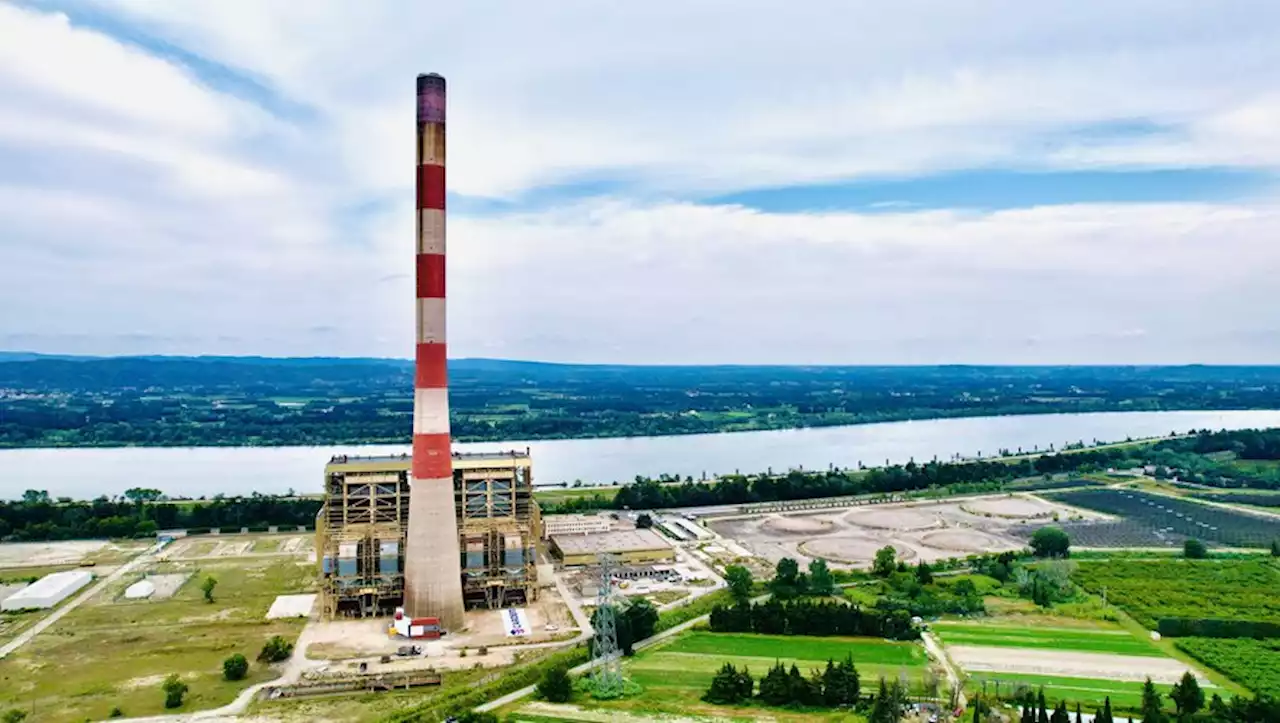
[932,621,1162,657]
[1176,638,1280,697]
[967,672,1179,711]
[1072,559,1280,628]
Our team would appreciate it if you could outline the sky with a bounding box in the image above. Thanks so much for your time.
[1,1,1279,364]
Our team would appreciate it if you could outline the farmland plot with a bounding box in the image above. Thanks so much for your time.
[1176,638,1280,697]
[1072,559,1280,628]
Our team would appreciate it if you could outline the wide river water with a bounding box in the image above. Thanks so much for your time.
[4,410,1280,500]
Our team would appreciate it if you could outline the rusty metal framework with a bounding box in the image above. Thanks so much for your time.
[456,452,541,609]
[317,451,539,619]
[316,457,411,618]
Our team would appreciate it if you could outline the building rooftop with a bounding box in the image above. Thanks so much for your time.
[550,529,672,555]
[326,450,531,473]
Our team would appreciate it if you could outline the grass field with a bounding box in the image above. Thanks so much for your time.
[533,487,621,506]
[967,672,1179,711]
[511,631,929,722]
[0,555,313,722]
[932,622,1162,657]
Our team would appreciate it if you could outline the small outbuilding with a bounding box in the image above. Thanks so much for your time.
[1,570,93,611]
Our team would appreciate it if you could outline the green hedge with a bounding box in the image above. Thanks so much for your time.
[1158,618,1280,639]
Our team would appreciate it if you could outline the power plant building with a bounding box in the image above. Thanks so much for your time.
[316,451,541,620]
[550,529,675,567]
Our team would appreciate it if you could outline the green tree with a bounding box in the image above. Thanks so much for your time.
[454,712,499,723]
[1183,539,1207,559]
[807,558,835,596]
[873,546,898,577]
[624,597,658,642]
[821,654,859,706]
[1051,700,1070,723]
[704,662,747,704]
[869,678,902,723]
[201,575,218,603]
[724,565,753,605]
[635,513,653,529]
[1169,671,1203,719]
[758,662,791,706]
[1075,702,1083,723]
[2,710,27,723]
[258,635,294,663]
[914,560,934,585]
[1097,696,1114,723]
[1141,678,1167,723]
[162,674,188,709]
[771,558,802,598]
[1029,527,1070,558]
[222,653,249,681]
[1270,539,1279,557]
[537,664,573,703]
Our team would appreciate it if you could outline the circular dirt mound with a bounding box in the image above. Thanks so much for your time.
[800,537,918,565]
[844,508,938,531]
[918,529,1008,553]
[965,497,1054,519]
[762,516,836,535]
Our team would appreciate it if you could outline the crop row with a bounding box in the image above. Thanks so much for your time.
[1190,492,1280,508]
[1175,638,1280,697]
[1047,489,1280,548]
[1072,559,1280,628]
[1015,520,1187,548]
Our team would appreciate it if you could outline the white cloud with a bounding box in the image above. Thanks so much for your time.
[74,0,1280,196]
[2,1,1280,362]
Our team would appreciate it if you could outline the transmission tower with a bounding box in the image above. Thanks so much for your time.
[589,552,625,697]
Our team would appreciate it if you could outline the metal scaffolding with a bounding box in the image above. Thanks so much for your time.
[317,451,539,619]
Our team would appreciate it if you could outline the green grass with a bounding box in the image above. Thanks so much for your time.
[536,631,929,722]
[534,487,621,505]
[0,556,314,723]
[1176,638,1280,697]
[932,622,1162,657]
[661,632,926,667]
[968,672,1182,711]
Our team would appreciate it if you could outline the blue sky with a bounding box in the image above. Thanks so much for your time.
[1,1,1279,363]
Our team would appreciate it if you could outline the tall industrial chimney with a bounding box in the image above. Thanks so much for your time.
[404,73,465,628]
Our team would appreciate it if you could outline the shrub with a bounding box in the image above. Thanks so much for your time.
[537,664,573,703]
[2,710,27,723]
[223,653,249,681]
[1184,539,1208,559]
[258,635,294,663]
[161,674,188,709]
[1030,527,1071,558]
[108,708,124,719]
[201,575,217,603]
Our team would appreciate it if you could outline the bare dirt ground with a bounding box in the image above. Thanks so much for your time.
[946,645,1209,684]
[160,535,311,561]
[0,540,106,567]
[708,494,1104,567]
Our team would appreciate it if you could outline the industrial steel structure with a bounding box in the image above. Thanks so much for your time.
[405,71,464,628]
[317,451,540,620]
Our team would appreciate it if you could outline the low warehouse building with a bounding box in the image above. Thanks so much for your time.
[550,529,675,566]
[2,570,93,611]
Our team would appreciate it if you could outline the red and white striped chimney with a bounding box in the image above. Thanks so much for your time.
[404,72,464,628]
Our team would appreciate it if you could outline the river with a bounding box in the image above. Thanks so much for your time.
[4,410,1280,500]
